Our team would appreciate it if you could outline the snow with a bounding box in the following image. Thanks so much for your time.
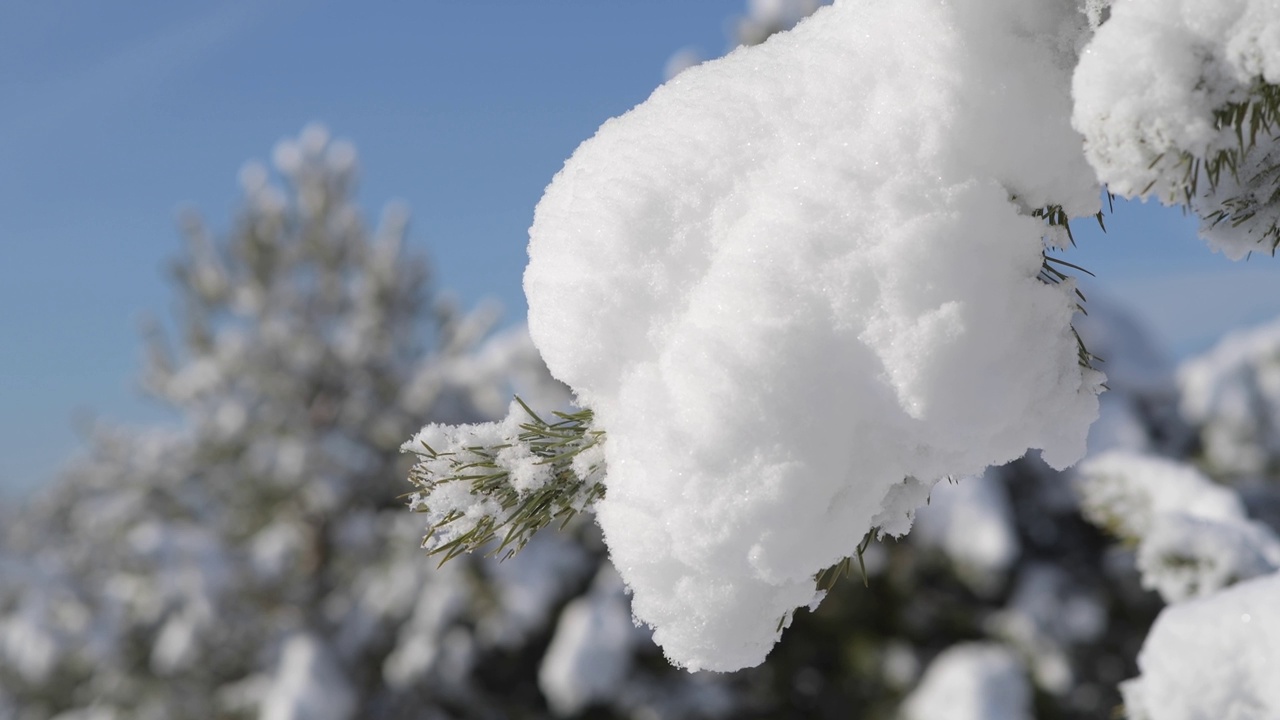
[538,566,641,716]
[381,578,470,689]
[403,400,557,552]
[525,0,1102,671]
[900,643,1033,720]
[1073,0,1280,258]
[249,521,305,580]
[1077,450,1280,602]
[1075,450,1247,540]
[1136,513,1280,602]
[260,634,356,720]
[1121,571,1280,720]
[402,393,605,560]
[1178,317,1280,475]
[0,597,59,684]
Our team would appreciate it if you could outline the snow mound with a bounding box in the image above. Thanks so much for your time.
[526,0,1101,670]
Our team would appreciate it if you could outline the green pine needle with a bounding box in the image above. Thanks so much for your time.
[1164,79,1280,253]
[1031,204,1103,374]
[407,398,606,562]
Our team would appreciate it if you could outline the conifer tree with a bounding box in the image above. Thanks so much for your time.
[0,126,586,719]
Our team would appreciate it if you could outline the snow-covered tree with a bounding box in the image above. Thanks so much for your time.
[1072,317,1280,719]
[0,126,604,720]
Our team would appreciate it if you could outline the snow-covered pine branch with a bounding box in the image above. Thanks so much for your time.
[418,0,1106,673]
[1077,451,1280,602]
[0,126,595,719]
[1077,318,1280,720]
[403,0,1280,677]
[403,399,605,562]
[1074,0,1280,257]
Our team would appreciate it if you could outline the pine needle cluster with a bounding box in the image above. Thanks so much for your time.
[1156,80,1280,253]
[406,398,606,562]
[1033,203,1105,374]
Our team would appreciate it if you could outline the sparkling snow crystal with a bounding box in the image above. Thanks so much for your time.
[525,0,1102,670]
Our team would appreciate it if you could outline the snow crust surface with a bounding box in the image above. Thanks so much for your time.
[526,0,1101,670]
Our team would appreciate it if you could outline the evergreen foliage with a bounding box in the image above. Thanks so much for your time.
[406,400,605,563]
[1190,81,1280,251]
[0,127,587,719]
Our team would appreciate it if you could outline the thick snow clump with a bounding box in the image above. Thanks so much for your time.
[1073,0,1280,258]
[1121,571,1280,720]
[525,0,1102,671]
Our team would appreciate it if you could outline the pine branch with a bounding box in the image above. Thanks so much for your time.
[814,530,877,592]
[1159,79,1280,253]
[405,398,606,562]
[1031,203,1105,375]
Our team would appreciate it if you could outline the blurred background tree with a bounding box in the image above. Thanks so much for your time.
[0,126,592,719]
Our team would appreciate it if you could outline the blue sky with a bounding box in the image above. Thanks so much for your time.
[2,1,1279,497]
